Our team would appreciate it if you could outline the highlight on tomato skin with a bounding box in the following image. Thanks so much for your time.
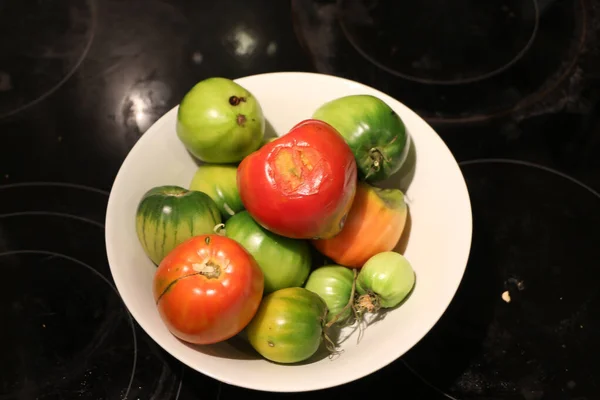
[152,234,264,345]
[311,181,408,268]
[237,118,358,240]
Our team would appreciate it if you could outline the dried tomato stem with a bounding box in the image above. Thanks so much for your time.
[355,291,381,316]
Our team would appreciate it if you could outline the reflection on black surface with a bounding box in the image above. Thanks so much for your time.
[292,0,587,121]
[1,0,600,398]
[339,0,538,84]
[0,0,95,118]
[402,160,600,399]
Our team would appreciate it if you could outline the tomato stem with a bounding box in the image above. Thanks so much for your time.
[325,268,358,329]
[365,148,385,179]
[355,291,381,315]
[213,223,226,236]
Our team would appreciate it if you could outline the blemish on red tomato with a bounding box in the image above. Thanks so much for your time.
[266,142,330,197]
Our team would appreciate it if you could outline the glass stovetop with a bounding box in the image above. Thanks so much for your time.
[1,0,599,398]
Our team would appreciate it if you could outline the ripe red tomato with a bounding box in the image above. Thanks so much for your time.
[153,234,264,345]
[237,119,357,239]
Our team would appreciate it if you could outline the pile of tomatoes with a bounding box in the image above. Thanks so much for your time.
[135,77,417,364]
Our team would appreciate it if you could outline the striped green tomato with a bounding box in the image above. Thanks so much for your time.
[225,211,311,293]
[135,185,222,265]
[312,94,409,182]
[189,164,244,220]
[246,287,328,364]
[304,265,355,324]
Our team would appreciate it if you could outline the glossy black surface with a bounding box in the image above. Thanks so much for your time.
[338,0,538,84]
[1,0,600,398]
[292,0,589,122]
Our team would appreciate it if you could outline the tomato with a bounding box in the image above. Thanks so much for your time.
[237,119,358,240]
[153,234,264,345]
[246,287,328,364]
[225,211,311,293]
[312,94,409,182]
[304,265,355,325]
[136,185,222,265]
[189,164,244,219]
[176,77,265,163]
[311,181,408,268]
[356,251,415,313]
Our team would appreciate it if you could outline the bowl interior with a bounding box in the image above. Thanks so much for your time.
[105,72,472,392]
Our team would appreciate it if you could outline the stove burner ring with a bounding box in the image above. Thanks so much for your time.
[400,157,600,398]
[0,184,137,399]
[460,158,600,199]
[0,249,138,399]
[337,0,540,85]
[0,0,97,119]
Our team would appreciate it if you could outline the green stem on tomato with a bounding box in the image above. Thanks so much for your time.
[322,268,358,355]
[325,268,358,329]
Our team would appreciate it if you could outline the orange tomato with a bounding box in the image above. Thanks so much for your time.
[311,182,408,268]
[153,234,264,345]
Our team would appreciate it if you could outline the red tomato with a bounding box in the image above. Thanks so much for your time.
[153,234,264,345]
[237,119,357,239]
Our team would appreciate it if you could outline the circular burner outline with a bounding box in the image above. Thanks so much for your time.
[459,158,600,199]
[0,0,97,120]
[0,203,136,399]
[337,0,541,86]
[0,181,110,196]
[0,182,187,399]
[291,0,588,124]
[0,249,137,400]
[1,211,105,229]
[401,157,600,399]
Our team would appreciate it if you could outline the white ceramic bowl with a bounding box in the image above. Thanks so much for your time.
[105,72,472,392]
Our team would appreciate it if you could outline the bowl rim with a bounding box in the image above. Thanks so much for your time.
[105,70,473,392]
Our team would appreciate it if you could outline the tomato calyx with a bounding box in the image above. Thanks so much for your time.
[155,258,225,305]
[365,148,391,179]
[191,259,222,279]
[365,135,399,179]
[354,290,381,315]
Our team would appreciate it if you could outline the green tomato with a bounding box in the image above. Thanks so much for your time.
[189,164,244,220]
[304,265,355,324]
[312,94,409,182]
[225,211,311,293]
[135,185,222,265]
[177,77,265,163]
[246,287,327,364]
[356,251,415,312]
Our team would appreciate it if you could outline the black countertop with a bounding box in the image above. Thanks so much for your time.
[1,0,599,399]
